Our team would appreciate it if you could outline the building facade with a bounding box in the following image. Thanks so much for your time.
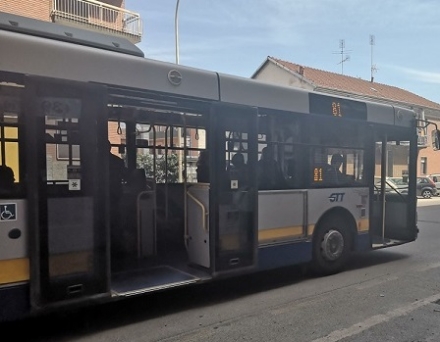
[0,0,142,43]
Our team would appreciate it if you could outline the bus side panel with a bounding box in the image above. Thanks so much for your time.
[308,188,370,253]
[0,200,28,269]
[0,199,30,321]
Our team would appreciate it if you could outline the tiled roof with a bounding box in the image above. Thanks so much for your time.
[268,56,440,111]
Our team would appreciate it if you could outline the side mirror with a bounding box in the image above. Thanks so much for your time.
[431,129,440,151]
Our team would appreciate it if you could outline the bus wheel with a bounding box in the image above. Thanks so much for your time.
[312,216,352,276]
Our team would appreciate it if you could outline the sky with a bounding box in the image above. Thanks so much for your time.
[126,0,440,104]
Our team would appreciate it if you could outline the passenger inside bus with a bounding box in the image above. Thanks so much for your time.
[196,150,209,183]
[330,153,350,185]
[0,165,15,194]
[286,158,297,188]
[258,146,286,190]
[229,152,248,188]
[126,168,148,192]
[119,168,148,257]
[108,140,128,258]
[108,140,127,202]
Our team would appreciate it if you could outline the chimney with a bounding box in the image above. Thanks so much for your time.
[370,76,374,82]
[299,66,304,76]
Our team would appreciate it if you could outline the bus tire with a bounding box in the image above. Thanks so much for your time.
[311,216,352,276]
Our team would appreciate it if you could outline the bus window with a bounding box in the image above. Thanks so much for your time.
[257,113,302,190]
[0,84,21,197]
[311,148,366,187]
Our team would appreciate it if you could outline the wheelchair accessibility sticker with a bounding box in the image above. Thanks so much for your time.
[0,203,17,221]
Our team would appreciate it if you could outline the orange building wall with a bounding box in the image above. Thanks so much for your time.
[418,118,440,176]
[0,0,51,21]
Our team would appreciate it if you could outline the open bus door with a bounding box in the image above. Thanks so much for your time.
[371,129,418,245]
[24,76,109,309]
[209,104,258,275]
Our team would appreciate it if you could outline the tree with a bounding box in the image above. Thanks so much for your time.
[137,152,179,183]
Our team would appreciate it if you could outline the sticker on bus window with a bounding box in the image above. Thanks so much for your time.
[67,165,81,191]
[0,203,17,221]
[68,179,81,191]
[231,180,238,189]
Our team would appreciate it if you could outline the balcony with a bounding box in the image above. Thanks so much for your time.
[51,0,142,43]
[417,134,428,149]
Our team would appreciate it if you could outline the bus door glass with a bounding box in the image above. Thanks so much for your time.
[372,130,417,243]
[24,77,108,306]
[210,104,258,274]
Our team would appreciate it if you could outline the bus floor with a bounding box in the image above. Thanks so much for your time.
[371,235,407,249]
[110,250,211,296]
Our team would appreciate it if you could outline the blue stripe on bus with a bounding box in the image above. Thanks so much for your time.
[0,283,29,322]
[257,241,313,270]
[354,233,372,252]
[257,233,372,271]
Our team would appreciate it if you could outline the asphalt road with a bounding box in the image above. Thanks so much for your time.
[3,198,440,342]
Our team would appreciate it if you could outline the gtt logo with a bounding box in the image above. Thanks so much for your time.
[329,193,345,202]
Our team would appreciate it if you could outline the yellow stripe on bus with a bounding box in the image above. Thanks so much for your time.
[307,219,368,236]
[220,235,240,250]
[357,218,369,232]
[0,258,29,285]
[49,251,92,276]
[258,226,304,242]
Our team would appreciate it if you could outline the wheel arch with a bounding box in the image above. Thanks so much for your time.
[313,207,358,251]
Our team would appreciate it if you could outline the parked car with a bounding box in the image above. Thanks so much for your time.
[416,176,438,198]
[428,173,440,191]
[374,177,403,194]
[387,177,409,193]
[386,176,437,198]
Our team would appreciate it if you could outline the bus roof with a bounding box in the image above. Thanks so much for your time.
[0,11,144,57]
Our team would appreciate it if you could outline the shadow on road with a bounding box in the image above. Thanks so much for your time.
[1,250,411,341]
[346,249,409,271]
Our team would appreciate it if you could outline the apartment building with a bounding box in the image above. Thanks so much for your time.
[0,0,142,43]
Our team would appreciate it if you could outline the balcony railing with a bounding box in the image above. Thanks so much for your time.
[418,134,428,148]
[51,0,142,43]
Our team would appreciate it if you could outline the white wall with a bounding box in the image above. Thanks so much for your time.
[253,63,314,91]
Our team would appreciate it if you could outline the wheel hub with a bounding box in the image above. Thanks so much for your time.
[321,229,344,261]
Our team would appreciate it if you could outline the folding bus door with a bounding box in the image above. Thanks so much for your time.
[371,129,418,243]
[209,104,258,274]
[24,76,109,308]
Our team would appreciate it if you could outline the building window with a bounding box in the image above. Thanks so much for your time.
[421,157,427,175]
[57,144,80,160]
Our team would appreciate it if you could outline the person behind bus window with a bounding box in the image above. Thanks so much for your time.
[0,165,15,194]
[108,140,127,258]
[330,153,350,184]
[257,146,285,190]
[108,140,127,200]
[196,150,209,183]
[229,152,248,188]
[286,158,298,188]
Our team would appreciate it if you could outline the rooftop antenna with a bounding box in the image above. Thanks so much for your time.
[333,39,351,75]
[370,34,377,82]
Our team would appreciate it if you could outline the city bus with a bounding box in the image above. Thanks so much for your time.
[1,12,439,322]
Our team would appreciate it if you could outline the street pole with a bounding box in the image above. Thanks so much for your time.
[175,0,180,65]
[175,0,183,182]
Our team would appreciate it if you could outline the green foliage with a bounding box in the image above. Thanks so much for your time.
[137,152,179,183]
